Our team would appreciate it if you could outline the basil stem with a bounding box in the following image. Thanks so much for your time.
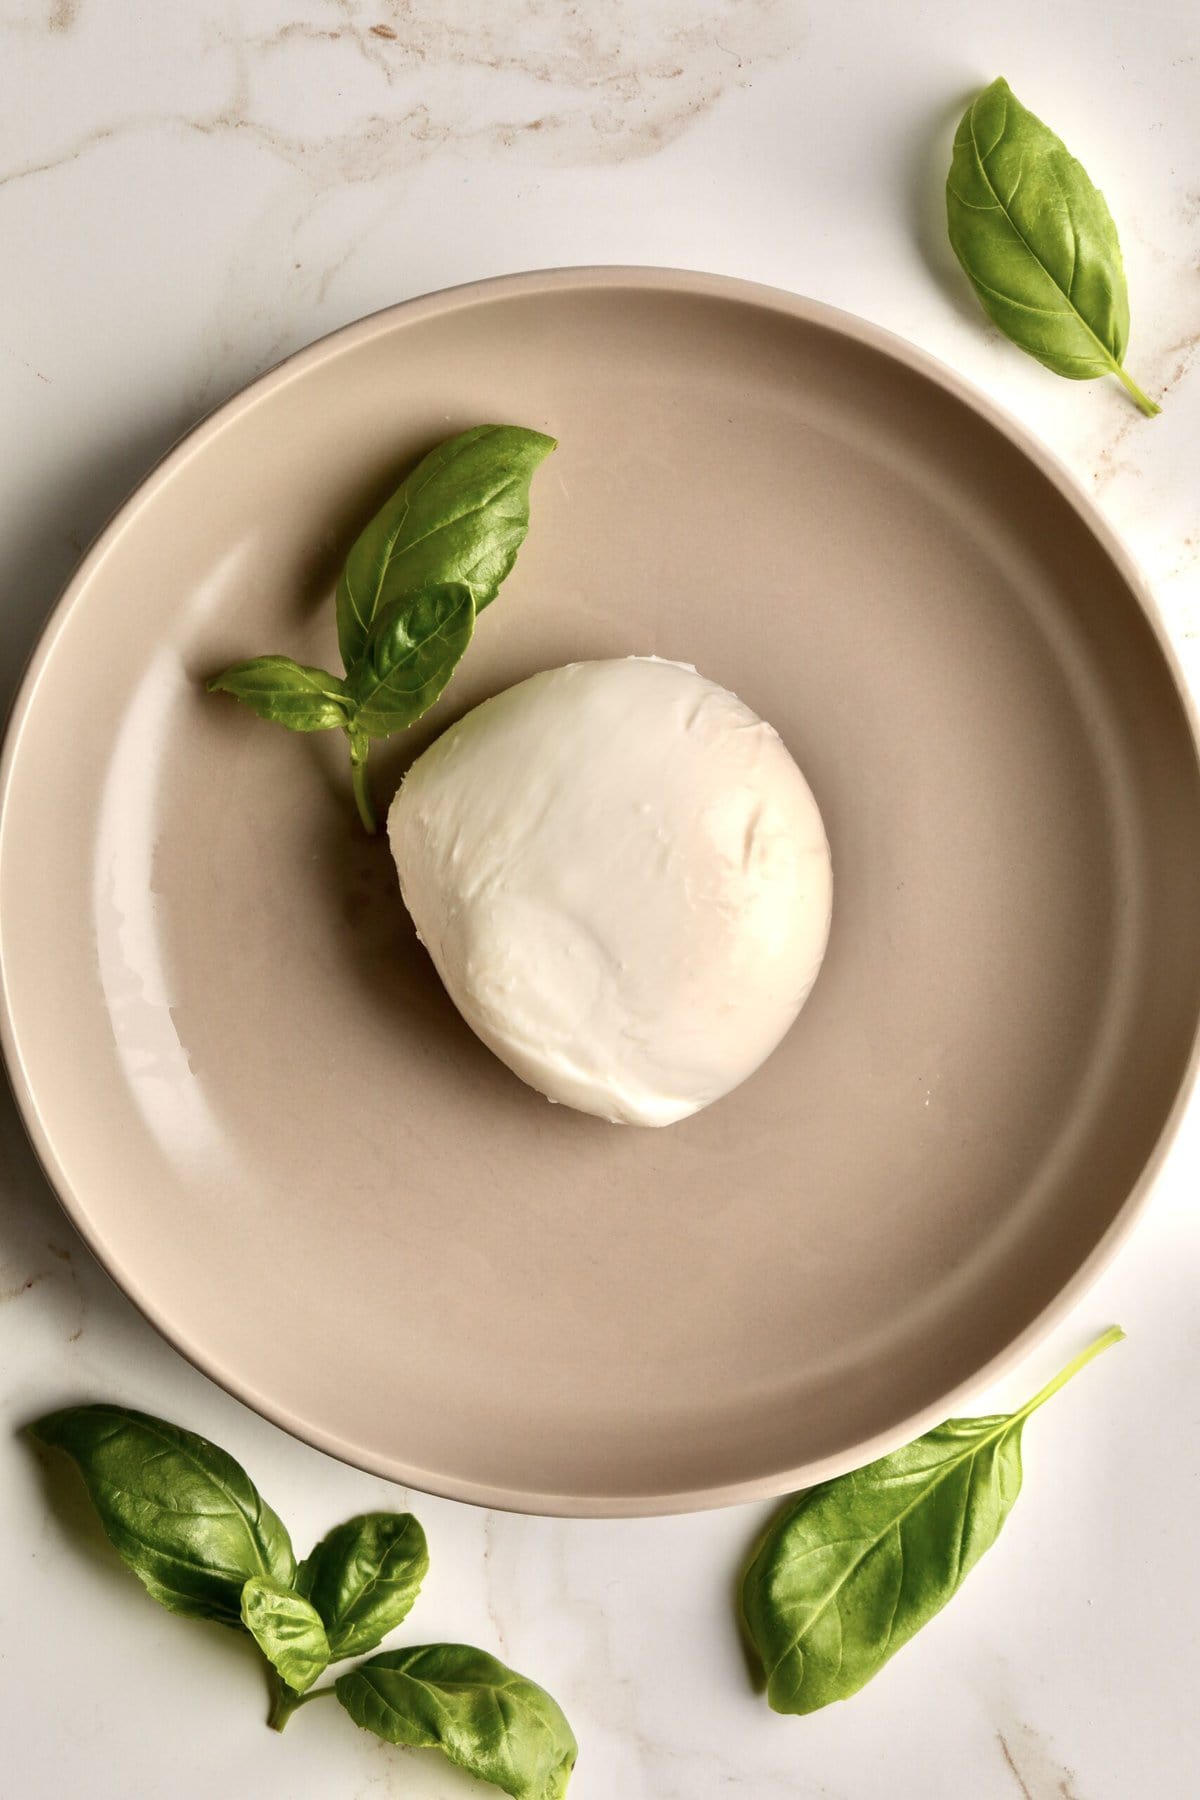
[267,1673,336,1734]
[347,727,376,834]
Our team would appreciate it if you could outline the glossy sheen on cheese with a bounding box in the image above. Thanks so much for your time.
[388,658,833,1126]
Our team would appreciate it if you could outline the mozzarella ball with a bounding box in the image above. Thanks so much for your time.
[388,658,832,1125]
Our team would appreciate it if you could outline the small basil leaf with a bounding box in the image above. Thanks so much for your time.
[240,1575,330,1694]
[28,1405,296,1628]
[347,581,475,739]
[296,1512,428,1661]
[207,656,352,730]
[335,423,555,668]
[335,1644,577,1800]
[946,78,1158,415]
[741,1327,1123,1714]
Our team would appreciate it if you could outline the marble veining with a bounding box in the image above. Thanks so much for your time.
[995,1723,1082,1800]
[2,0,797,195]
[0,1242,84,1340]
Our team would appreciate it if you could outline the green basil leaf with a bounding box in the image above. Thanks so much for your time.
[240,1575,330,1694]
[28,1405,296,1628]
[347,581,475,739]
[336,1644,577,1800]
[335,423,555,669]
[296,1512,428,1661]
[207,656,352,731]
[741,1327,1124,1714]
[946,78,1159,416]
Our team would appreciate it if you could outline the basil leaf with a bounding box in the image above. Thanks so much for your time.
[335,423,556,668]
[741,1326,1124,1714]
[296,1512,428,1661]
[946,78,1159,416]
[205,423,552,832]
[347,581,475,739]
[28,1405,296,1628]
[336,1644,577,1800]
[240,1575,330,1694]
[207,656,352,731]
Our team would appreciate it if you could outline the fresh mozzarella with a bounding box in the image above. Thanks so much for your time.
[389,658,832,1125]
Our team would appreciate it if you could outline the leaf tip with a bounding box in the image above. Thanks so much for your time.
[513,423,557,461]
[23,1409,64,1448]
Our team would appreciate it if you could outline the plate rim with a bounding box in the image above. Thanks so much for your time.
[3,264,1199,1517]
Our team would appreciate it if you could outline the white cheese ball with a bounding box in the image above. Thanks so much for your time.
[388,658,832,1126]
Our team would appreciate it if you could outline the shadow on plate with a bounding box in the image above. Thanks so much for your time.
[304,777,552,1116]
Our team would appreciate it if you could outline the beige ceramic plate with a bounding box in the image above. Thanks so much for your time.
[3,269,1200,1516]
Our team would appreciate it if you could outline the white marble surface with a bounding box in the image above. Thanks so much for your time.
[2,3,1199,1796]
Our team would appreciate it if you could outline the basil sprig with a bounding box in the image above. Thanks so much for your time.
[208,423,555,832]
[947,79,1158,415]
[29,1404,576,1796]
[740,1326,1123,1714]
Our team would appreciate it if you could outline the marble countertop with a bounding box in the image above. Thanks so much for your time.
[3,3,1199,1796]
